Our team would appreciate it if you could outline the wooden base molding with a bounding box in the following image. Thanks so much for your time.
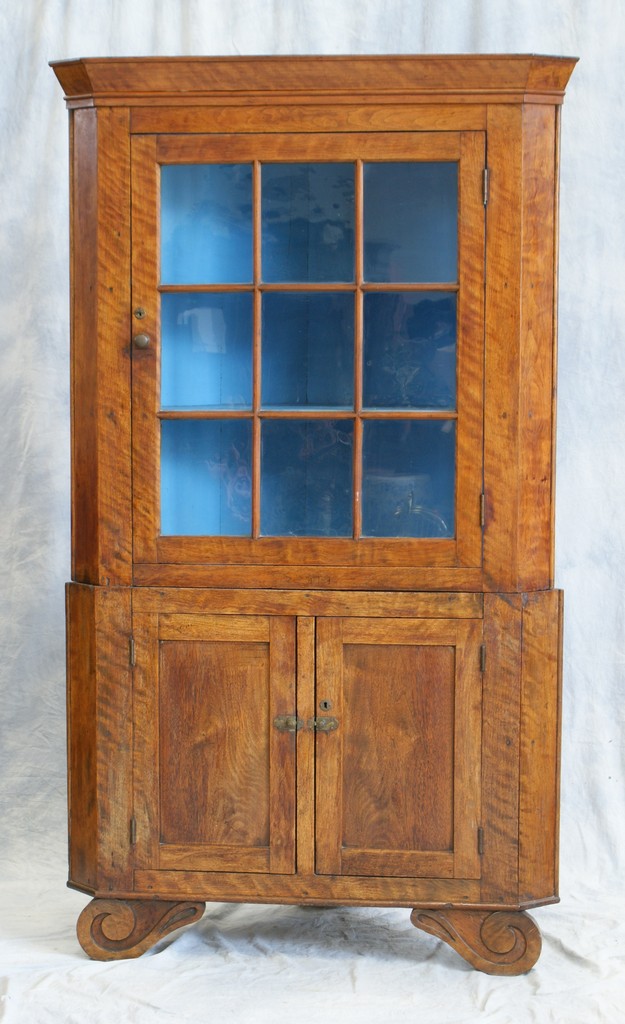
[76,899,206,961]
[410,908,542,975]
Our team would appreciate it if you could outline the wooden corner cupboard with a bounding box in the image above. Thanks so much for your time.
[52,54,576,973]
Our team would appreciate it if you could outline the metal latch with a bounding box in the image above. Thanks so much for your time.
[273,715,304,733]
[308,716,339,733]
[273,715,339,733]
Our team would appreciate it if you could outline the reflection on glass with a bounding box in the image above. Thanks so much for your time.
[161,293,253,409]
[262,163,354,282]
[261,420,353,536]
[262,292,354,408]
[363,162,457,282]
[363,293,456,409]
[161,420,252,536]
[362,420,455,537]
[161,164,253,284]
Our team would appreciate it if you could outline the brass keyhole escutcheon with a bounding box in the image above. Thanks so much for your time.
[319,700,332,711]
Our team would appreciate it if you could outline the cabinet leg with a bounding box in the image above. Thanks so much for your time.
[410,908,542,975]
[76,898,206,961]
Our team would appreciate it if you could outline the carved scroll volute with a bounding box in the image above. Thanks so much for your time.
[411,908,542,976]
[77,898,206,961]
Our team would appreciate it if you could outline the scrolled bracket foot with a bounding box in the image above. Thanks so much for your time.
[77,898,206,961]
[410,908,542,975]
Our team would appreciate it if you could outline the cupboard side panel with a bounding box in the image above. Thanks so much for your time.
[70,107,132,585]
[66,584,133,892]
[517,105,558,590]
[483,105,559,591]
[70,111,99,584]
[519,590,562,901]
[66,583,97,890]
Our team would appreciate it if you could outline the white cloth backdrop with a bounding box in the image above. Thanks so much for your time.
[1,1,624,1020]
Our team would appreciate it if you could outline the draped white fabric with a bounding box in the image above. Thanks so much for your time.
[1,1,624,1020]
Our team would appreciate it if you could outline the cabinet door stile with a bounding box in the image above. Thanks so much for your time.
[452,619,483,878]
[314,618,345,875]
[295,616,316,875]
[131,605,161,871]
[455,131,486,567]
[268,617,297,873]
[130,135,160,564]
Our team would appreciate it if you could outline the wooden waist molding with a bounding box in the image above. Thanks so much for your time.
[51,55,577,108]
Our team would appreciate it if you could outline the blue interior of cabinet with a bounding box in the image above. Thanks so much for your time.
[160,163,253,284]
[260,419,353,536]
[161,419,252,536]
[158,158,459,539]
[261,292,354,408]
[363,162,457,283]
[161,292,253,409]
[363,292,456,410]
[362,420,455,537]
[261,163,354,282]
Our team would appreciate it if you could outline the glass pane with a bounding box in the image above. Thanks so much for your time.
[261,420,353,536]
[261,163,354,282]
[161,293,253,409]
[262,292,354,408]
[362,420,455,538]
[363,293,456,409]
[161,164,253,284]
[363,163,457,283]
[161,420,251,536]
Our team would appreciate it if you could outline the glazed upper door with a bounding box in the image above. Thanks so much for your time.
[315,616,483,880]
[131,132,485,576]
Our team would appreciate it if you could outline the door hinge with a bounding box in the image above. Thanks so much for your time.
[477,827,485,856]
[480,644,487,673]
[482,167,489,206]
[129,636,136,667]
[130,816,137,845]
[480,492,486,527]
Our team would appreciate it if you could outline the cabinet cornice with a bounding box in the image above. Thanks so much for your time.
[51,54,577,109]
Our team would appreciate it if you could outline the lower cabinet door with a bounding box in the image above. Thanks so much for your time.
[132,594,483,888]
[314,617,483,880]
[133,598,297,875]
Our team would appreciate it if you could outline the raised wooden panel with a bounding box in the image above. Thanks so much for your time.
[315,617,482,880]
[132,600,297,875]
[340,643,455,857]
[159,640,271,847]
